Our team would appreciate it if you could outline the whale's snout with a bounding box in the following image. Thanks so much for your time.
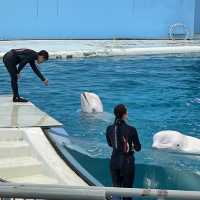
[81,92,88,101]
[152,141,168,149]
[152,142,158,149]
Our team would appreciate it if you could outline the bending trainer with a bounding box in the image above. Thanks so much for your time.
[3,49,49,102]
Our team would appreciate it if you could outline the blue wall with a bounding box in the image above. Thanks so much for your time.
[0,0,196,39]
[195,0,200,33]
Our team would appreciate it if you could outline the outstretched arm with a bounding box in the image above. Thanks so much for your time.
[29,61,45,81]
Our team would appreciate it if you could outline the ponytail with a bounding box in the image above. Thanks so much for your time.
[113,104,127,150]
[114,118,123,126]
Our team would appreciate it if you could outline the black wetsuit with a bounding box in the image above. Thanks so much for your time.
[3,49,45,98]
[106,120,141,200]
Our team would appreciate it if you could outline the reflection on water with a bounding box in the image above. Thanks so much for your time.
[79,111,114,123]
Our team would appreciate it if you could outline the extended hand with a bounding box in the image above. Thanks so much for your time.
[44,79,48,86]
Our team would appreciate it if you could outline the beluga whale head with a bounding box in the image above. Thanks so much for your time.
[152,130,200,154]
[80,92,103,113]
[152,130,185,151]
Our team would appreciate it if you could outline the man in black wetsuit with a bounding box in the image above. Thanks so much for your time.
[3,49,49,102]
[106,104,141,200]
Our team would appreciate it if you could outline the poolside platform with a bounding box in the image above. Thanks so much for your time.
[0,40,200,59]
[0,95,90,186]
[0,95,62,128]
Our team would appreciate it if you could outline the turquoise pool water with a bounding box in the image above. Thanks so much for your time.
[1,54,200,193]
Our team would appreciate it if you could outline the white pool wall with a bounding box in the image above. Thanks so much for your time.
[0,40,200,59]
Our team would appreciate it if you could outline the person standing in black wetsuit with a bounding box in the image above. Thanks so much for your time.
[106,104,141,200]
[3,49,49,102]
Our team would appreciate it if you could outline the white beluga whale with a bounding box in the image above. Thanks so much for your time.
[80,92,113,123]
[80,92,103,113]
[152,130,200,154]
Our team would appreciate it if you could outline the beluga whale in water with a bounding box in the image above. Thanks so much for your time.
[80,92,113,123]
[80,92,103,113]
[152,130,200,155]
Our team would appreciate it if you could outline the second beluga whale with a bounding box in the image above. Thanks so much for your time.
[152,130,200,155]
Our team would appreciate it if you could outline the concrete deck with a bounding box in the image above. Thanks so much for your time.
[0,95,62,128]
[0,95,88,186]
[0,127,87,186]
[0,40,199,58]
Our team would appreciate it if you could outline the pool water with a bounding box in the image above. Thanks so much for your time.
[1,54,200,192]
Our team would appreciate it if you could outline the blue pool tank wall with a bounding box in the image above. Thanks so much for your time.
[195,0,200,33]
[0,0,198,39]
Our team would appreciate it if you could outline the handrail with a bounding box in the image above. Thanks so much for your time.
[169,23,191,40]
[0,184,105,200]
[0,183,200,200]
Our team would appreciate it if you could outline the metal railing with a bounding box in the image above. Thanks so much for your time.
[0,183,200,200]
[169,23,191,40]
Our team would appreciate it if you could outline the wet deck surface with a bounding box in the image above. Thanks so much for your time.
[0,95,62,128]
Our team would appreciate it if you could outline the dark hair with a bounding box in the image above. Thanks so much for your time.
[38,50,49,60]
[113,104,128,151]
[114,104,127,120]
